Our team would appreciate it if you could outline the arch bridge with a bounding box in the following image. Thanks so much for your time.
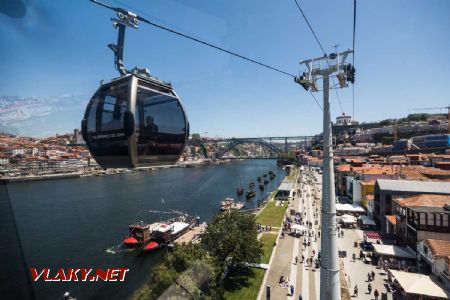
[187,136,315,159]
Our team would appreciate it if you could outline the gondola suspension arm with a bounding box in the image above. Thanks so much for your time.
[90,0,139,75]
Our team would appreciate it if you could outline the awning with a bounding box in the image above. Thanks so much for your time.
[372,244,416,259]
[341,214,355,219]
[358,215,376,226]
[340,214,357,224]
[341,219,356,224]
[291,224,307,232]
[389,269,450,299]
[386,215,397,225]
[336,203,365,213]
[278,182,294,192]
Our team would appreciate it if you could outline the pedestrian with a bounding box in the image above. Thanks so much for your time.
[295,256,298,265]
[367,272,371,282]
[301,254,305,263]
[368,282,372,294]
[298,293,302,300]
[290,285,294,296]
[374,289,379,300]
[371,270,375,280]
[353,284,358,297]
[318,231,321,238]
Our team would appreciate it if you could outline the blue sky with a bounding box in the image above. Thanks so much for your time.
[1,0,449,137]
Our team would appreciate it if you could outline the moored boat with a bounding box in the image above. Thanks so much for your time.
[246,190,256,199]
[142,241,161,252]
[220,197,245,211]
[122,221,159,248]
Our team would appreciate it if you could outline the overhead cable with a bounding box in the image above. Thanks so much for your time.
[91,0,294,78]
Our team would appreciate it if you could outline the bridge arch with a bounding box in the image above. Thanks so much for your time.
[218,138,282,158]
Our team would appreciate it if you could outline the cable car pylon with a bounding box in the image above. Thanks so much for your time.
[295,48,354,300]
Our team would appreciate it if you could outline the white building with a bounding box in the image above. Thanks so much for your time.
[0,157,9,165]
[11,148,26,156]
[335,113,352,126]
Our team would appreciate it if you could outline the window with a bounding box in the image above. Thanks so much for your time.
[427,213,434,226]
[136,87,187,156]
[100,95,127,132]
[420,212,426,226]
[85,85,128,134]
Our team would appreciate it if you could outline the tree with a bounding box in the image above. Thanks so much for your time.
[202,210,262,273]
[132,243,219,300]
[191,133,201,140]
[278,152,297,165]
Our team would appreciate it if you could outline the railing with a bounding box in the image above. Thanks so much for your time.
[408,220,450,233]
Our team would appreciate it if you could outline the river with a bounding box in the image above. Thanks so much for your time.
[6,159,286,300]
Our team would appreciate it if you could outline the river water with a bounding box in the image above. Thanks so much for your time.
[7,159,286,300]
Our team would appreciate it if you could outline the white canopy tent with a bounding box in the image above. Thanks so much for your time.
[336,203,365,213]
[291,224,308,232]
[339,214,357,224]
[389,269,450,299]
[372,244,416,259]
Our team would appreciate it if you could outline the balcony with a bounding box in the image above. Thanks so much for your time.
[408,220,450,233]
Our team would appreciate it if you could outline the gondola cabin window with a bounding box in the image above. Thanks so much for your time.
[136,87,187,156]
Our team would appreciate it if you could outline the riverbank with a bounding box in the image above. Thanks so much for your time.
[224,167,296,300]
[0,158,271,183]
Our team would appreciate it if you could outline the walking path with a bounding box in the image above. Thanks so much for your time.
[259,168,322,300]
[338,228,387,299]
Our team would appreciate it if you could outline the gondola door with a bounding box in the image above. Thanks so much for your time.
[82,76,135,168]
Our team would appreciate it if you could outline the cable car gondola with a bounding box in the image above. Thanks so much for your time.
[81,4,188,169]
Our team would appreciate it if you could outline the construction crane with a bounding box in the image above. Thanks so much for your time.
[408,106,450,134]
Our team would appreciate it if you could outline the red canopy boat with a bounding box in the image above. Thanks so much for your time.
[143,241,160,252]
[122,236,139,248]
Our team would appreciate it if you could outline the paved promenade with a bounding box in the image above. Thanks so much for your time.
[338,228,387,299]
[260,168,322,300]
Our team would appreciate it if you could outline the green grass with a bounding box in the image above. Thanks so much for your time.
[260,233,277,264]
[223,267,265,300]
[285,166,299,182]
[256,201,287,227]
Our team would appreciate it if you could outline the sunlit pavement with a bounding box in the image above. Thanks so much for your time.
[338,227,387,299]
[260,169,322,300]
